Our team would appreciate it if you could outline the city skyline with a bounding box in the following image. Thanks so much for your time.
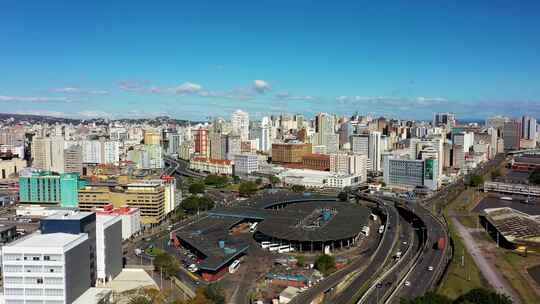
[1,1,540,120]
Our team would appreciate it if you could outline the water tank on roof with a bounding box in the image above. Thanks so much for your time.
[218,240,225,248]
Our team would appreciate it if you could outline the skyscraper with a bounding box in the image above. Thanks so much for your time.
[231,110,250,141]
[433,112,456,128]
[368,131,382,172]
[31,137,52,171]
[503,120,522,150]
[522,115,537,144]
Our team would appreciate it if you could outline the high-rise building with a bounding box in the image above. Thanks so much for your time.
[2,232,91,304]
[271,142,312,164]
[64,145,83,174]
[95,215,122,284]
[143,129,161,145]
[433,112,456,128]
[330,152,368,182]
[233,153,259,175]
[231,110,250,141]
[19,171,86,207]
[503,120,522,150]
[194,128,209,157]
[31,137,52,171]
[40,212,97,286]
[260,117,273,152]
[522,115,537,143]
[368,131,382,172]
[226,134,242,160]
[51,136,65,173]
[383,154,438,190]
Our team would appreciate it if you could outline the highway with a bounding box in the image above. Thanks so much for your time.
[164,156,205,178]
[358,207,421,304]
[289,196,400,304]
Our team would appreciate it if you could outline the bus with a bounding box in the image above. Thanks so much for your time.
[260,241,272,248]
[278,246,294,253]
[229,260,241,273]
[268,244,281,251]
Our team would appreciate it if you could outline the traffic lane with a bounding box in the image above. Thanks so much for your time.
[360,217,417,304]
[330,204,400,303]
[293,202,398,304]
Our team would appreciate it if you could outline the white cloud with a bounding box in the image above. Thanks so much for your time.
[0,95,72,103]
[53,87,109,95]
[13,110,66,117]
[175,82,203,94]
[118,80,151,92]
[253,80,270,93]
[275,92,314,101]
[76,110,115,119]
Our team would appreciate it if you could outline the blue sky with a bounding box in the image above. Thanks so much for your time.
[1,0,539,120]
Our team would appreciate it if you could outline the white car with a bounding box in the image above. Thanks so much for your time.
[428,266,434,271]
[404,281,411,287]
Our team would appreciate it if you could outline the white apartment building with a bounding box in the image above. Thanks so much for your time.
[278,168,362,189]
[233,154,259,175]
[2,232,91,304]
[329,152,368,183]
[231,110,250,141]
[95,216,122,285]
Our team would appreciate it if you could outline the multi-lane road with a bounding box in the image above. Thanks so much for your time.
[289,196,400,304]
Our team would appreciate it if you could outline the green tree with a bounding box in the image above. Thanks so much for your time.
[189,182,205,194]
[153,252,180,277]
[181,196,215,214]
[291,184,306,192]
[204,175,228,187]
[454,288,512,304]
[232,175,241,183]
[203,284,226,304]
[255,178,263,185]
[296,255,306,267]
[269,175,280,187]
[315,254,336,276]
[239,181,258,197]
[529,169,540,185]
[469,174,484,187]
[399,292,451,304]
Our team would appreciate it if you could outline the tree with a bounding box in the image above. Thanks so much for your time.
[399,292,451,304]
[204,175,228,187]
[239,181,258,197]
[203,284,226,304]
[269,175,280,187]
[255,178,263,185]
[296,255,306,267]
[315,254,336,275]
[529,169,540,185]
[469,174,484,187]
[181,196,215,214]
[189,182,205,194]
[232,175,241,183]
[153,252,180,277]
[454,288,512,304]
[291,184,306,192]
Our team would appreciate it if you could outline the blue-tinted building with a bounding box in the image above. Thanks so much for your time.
[19,171,86,207]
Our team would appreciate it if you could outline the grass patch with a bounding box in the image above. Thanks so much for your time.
[457,216,478,228]
[438,219,489,299]
[493,251,539,303]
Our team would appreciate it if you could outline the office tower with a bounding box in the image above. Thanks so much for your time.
[40,212,97,286]
[2,233,91,304]
[210,131,226,160]
[50,136,65,173]
[260,117,272,152]
[81,140,102,164]
[96,206,141,240]
[166,133,182,155]
[369,131,382,172]
[194,128,209,157]
[522,115,537,143]
[452,132,474,152]
[338,121,353,147]
[383,155,438,190]
[64,145,83,174]
[226,134,242,160]
[486,115,509,130]
[330,152,368,182]
[503,120,522,150]
[96,215,122,284]
[231,109,250,141]
[109,127,128,141]
[19,171,86,207]
[315,112,335,146]
[433,112,456,128]
[101,139,120,165]
[233,154,259,175]
[143,129,161,145]
[0,157,26,179]
[79,180,167,225]
[31,137,52,171]
[271,142,312,164]
[325,133,339,154]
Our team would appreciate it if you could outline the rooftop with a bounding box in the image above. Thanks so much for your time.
[44,211,94,221]
[483,207,540,244]
[108,268,158,293]
[7,232,87,249]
